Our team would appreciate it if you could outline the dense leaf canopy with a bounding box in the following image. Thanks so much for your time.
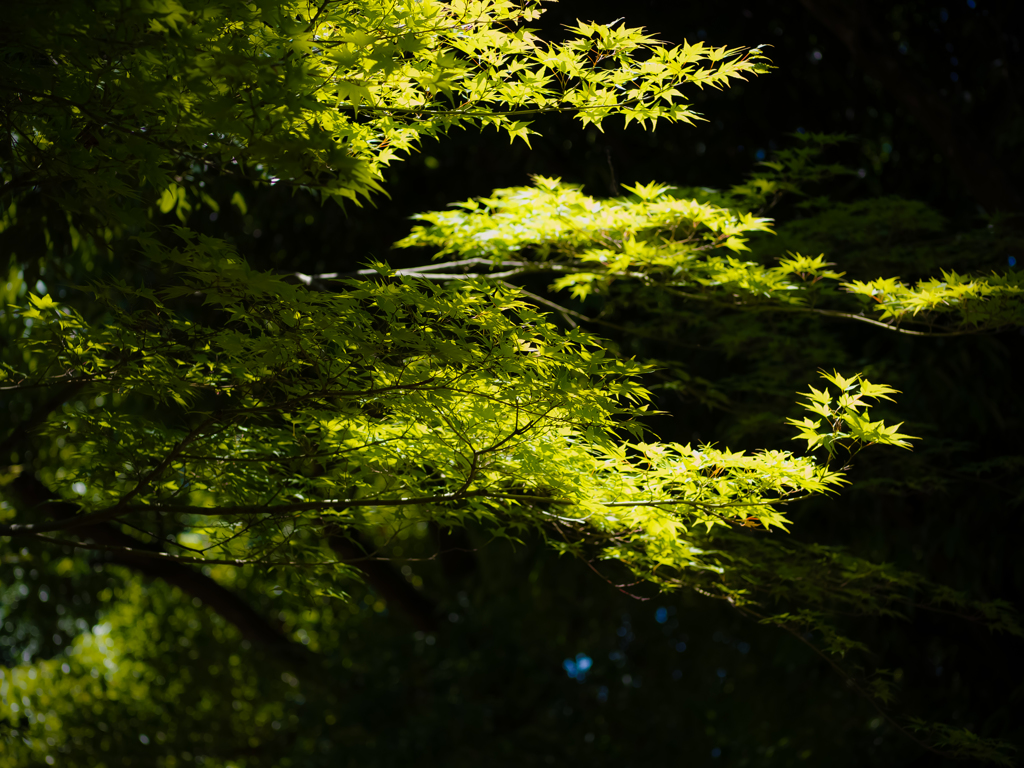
[2,1,1023,766]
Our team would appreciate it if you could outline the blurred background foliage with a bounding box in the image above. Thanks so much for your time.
[2,0,1023,766]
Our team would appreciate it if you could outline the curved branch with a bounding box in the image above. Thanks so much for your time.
[4,473,311,663]
[0,490,571,537]
[326,525,440,633]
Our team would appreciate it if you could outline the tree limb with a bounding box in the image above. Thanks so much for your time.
[326,525,440,633]
[4,473,311,664]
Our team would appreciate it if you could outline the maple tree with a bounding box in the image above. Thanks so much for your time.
[2,1,1022,765]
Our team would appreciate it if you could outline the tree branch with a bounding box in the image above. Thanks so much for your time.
[4,473,311,663]
[0,491,571,537]
[326,525,440,633]
[0,381,87,462]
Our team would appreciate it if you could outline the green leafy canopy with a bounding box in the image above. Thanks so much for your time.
[2,2,1022,765]
[397,167,1024,335]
